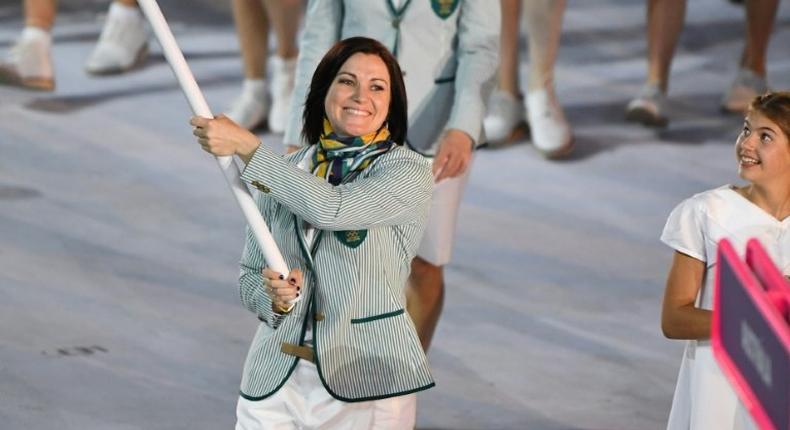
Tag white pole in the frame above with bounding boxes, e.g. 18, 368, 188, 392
136, 0, 291, 281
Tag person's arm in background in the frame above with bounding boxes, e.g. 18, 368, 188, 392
283, 0, 343, 152
432, 0, 500, 181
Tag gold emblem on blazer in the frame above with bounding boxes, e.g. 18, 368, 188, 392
431, 0, 459, 19
335, 229, 367, 248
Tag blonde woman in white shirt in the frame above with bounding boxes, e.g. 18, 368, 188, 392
660, 91, 790, 430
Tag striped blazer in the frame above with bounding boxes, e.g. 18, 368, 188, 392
236, 143, 435, 402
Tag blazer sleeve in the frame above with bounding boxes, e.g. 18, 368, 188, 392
240, 144, 433, 231
282, 0, 343, 147
445, 0, 500, 145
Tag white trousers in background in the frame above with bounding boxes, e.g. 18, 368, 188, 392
235, 360, 416, 430
416, 164, 472, 267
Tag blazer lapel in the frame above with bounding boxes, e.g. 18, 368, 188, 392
293, 216, 313, 270
292, 215, 324, 271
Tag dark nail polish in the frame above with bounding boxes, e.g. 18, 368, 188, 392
279, 274, 284, 280
296, 292, 300, 297
297, 286, 301, 291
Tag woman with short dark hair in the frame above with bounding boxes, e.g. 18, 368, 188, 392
190, 36, 434, 428
283, 0, 500, 354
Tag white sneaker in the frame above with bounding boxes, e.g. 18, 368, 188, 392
526, 88, 573, 159
0, 27, 54, 91
225, 79, 269, 130
625, 83, 668, 127
268, 56, 296, 134
85, 2, 149, 75
721, 68, 767, 113
483, 89, 527, 147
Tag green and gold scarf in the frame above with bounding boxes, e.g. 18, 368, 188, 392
311, 119, 394, 186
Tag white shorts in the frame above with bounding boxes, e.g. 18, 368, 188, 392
235, 360, 416, 430
416, 166, 471, 267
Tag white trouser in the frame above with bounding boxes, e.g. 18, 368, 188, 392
416, 165, 472, 267
235, 360, 416, 430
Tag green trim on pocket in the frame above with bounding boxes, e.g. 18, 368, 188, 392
350, 308, 405, 324
434, 76, 456, 84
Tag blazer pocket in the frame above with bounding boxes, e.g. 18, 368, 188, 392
434, 75, 455, 84
350, 308, 405, 324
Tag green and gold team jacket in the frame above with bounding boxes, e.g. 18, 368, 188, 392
236, 143, 435, 402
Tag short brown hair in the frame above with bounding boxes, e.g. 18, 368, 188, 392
301, 37, 408, 145
749, 91, 790, 141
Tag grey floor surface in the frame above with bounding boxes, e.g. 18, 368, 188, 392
1, 0, 789, 429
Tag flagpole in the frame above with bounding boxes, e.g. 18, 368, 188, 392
136, 0, 291, 282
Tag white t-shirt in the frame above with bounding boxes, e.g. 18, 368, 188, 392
660, 185, 790, 430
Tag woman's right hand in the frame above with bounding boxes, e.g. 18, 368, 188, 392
262, 267, 303, 314
190, 115, 261, 164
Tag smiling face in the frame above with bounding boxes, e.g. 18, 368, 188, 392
735, 110, 790, 186
324, 53, 391, 138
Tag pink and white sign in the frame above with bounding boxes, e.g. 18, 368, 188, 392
712, 238, 790, 430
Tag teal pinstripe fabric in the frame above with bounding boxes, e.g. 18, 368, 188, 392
237, 143, 435, 402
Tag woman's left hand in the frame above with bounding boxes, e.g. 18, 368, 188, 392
190, 115, 261, 164
262, 267, 303, 314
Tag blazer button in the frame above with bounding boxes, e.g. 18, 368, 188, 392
314, 312, 325, 322
250, 180, 271, 193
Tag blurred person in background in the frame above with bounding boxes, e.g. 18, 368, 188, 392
626, 0, 779, 127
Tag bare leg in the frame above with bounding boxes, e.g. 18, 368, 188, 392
523, 0, 565, 92
742, 0, 778, 76
24, 0, 57, 30
497, 0, 521, 96
522, 0, 572, 158
482, 0, 527, 147
719, 0, 776, 112
260, 0, 301, 133
406, 257, 445, 352
645, 0, 686, 92
261, 0, 301, 60
233, 0, 270, 79
225, 0, 277, 129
